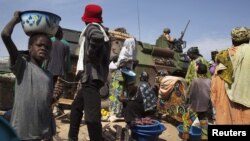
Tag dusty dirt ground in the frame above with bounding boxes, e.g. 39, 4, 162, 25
53, 116, 183, 141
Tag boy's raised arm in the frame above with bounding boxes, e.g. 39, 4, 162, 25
1, 11, 21, 65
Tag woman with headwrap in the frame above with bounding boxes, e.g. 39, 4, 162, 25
211, 27, 250, 125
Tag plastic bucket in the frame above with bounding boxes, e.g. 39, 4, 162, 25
121, 68, 136, 84
177, 124, 185, 139
177, 124, 201, 141
131, 131, 159, 141
189, 126, 202, 141
131, 121, 166, 141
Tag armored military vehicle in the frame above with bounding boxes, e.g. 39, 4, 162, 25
110, 21, 190, 84
62, 23, 190, 98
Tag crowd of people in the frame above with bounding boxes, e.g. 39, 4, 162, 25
1, 3, 250, 141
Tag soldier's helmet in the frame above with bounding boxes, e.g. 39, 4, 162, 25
163, 28, 171, 34
231, 27, 250, 42
140, 71, 149, 81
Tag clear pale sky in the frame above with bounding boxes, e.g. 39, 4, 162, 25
1, 0, 249, 60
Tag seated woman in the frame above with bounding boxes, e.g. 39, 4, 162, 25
122, 71, 157, 125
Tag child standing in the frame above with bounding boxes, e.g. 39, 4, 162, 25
1, 11, 56, 140
188, 63, 211, 140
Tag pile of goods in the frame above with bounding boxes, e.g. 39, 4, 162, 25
101, 108, 110, 121
131, 117, 155, 126
109, 27, 134, 40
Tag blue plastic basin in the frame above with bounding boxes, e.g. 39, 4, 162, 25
134, 123, 166, 135
131, 121, 166, 141
131, 130, 159, 141
177, 124, 201, 141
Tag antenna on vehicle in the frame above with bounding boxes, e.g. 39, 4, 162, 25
137, 0, 141, 41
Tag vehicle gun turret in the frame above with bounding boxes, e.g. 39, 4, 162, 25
174, 20, 190, 52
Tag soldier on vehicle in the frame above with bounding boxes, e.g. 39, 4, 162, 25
164, 28, 176, 43
156, 27, 176, 49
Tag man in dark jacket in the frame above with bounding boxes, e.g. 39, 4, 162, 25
68, 4, 111, 141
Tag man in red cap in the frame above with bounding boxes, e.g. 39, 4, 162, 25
68, 4, 111, 141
